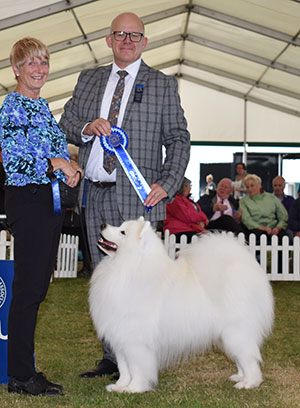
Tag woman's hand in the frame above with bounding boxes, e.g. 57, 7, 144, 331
258, 226, 272, 234
49, 158, 83, 187
70, 159, 84, 181
271, 227, 282, 235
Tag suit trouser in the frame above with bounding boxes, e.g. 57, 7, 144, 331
85, 182, 123, 364
5, 184, 64, 377
85, 181, 157, 365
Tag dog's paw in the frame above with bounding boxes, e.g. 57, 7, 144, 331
123, 382, 153, 393
106, 383, 125, 393
234, 378, 262, 389
229, 374, 243, 383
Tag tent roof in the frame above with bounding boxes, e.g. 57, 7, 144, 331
1, 0, 300, 144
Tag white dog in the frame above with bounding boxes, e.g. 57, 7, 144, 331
89, 217, 274, 393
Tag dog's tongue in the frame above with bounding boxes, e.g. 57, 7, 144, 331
97, 236, 118, 253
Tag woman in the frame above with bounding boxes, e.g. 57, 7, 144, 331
163, 177, 208, 242
239, 174, 288, 240
232, 162, 247, 200
0, 38, 83, 396
205, 174, 216, 195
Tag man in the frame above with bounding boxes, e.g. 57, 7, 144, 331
59, 12, 190, 378
272, 176, 294, 213
198, 178, 245, 235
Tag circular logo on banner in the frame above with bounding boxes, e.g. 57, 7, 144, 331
100, 126, 128, 154
0, 277, 6, 308
108, 133, 121, 147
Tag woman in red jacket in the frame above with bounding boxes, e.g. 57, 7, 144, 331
163, 177, 208, 242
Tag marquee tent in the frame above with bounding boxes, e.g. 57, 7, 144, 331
1, 0, 300, 146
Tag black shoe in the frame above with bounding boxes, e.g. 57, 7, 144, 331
79, 359, 119, 378
77, 267, 92, 278
39, 373, 63, 391
8, 372, 63, 396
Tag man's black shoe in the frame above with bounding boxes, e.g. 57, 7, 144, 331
79, 359, 119, 378
77, 267, 92, 278
8, 372, 63, 396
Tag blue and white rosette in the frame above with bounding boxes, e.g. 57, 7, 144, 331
100, 127, 152, 212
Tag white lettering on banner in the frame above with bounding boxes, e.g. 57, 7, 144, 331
0, 320, 7, 340
0, 277, 6, 308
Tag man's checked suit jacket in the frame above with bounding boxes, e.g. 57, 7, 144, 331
60, 60, 190, 222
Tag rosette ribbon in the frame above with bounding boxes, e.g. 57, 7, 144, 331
100, 127, 152, 212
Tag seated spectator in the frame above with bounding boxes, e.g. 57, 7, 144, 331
198, 178, 245, 235
272, 175, 294, 213
163, 177, 208, 243
205, 174, 216, 195
288, 197, 300, 236
232, 162, 247, 200
240, 174, 288, 241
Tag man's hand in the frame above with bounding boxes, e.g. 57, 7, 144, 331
83, 118, 111, 137
144, 184, 167, 208
213, 202, 228, 212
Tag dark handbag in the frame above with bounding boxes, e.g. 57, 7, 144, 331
59, 180, 80, 208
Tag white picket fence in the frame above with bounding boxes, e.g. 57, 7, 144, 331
54, 234, 79, 278
0, 230, 14, 260
164, 230, 300, 281
2, 228, 300, 280
0, 231, 78, 278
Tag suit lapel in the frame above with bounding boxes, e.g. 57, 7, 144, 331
122, 60, 149, 128
94, 65, 112, 116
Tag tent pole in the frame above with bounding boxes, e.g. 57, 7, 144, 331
243, 99, 248, 165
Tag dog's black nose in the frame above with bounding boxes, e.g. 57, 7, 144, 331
100, 223, 106, 231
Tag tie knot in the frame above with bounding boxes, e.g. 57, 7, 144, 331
117, 70, 128, 79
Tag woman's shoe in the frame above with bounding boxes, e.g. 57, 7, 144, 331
8, 372, 63, 396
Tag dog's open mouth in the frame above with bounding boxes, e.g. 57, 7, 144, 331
97, 234, 118, 253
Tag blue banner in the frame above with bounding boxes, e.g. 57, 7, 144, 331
0, 260, 14, 384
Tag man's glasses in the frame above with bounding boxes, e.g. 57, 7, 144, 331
111, 31, 144, 42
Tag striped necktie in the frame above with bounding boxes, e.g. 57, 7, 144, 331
103, 70, 128, 174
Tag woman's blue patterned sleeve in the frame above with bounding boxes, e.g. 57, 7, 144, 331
0, 93, 69, 186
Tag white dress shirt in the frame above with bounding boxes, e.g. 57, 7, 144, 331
83, 59, 141, 182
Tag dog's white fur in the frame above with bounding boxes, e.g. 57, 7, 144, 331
89, 217, 274, 393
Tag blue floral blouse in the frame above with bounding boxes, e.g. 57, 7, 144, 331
0, 92, 69, 186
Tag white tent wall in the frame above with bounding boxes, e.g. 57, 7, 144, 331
179, 79, 245, 143
179, 79, 300, 145
247, 102, 300, 144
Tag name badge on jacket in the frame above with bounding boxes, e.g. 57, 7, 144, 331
134, 84, 144, 103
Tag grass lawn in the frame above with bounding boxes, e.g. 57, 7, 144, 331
0, 278, 299, 408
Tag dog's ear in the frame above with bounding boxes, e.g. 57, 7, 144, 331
138, 216, 145, 222
139, 220, 151, 240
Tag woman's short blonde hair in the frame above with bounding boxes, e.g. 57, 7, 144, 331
244, 174, 262, 187
10, 37, 49, 69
